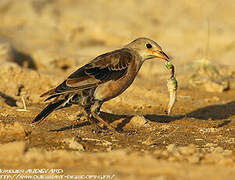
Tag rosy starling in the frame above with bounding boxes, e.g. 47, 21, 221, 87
33, 37, 169, 130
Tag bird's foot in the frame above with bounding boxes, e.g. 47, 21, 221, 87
91, 124, 120, 135
89, 112, 119, 133
91, 126, 109, 134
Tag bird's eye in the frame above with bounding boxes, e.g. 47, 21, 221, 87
146, 43, 152, 49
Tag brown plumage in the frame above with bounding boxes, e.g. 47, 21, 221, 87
33, 37, 169, 131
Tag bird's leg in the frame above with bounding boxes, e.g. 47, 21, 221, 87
90, 101, 116, 131
84, 106, 99, 127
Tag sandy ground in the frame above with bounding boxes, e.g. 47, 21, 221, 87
0, 0, 235, 179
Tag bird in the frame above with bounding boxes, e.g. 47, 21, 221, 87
32, 37, 169, 131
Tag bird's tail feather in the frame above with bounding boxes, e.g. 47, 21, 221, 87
32, 99, 66, 124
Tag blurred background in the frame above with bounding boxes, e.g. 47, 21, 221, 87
0, 0, 235, 66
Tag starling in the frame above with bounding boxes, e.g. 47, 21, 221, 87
33, 37, 169, 130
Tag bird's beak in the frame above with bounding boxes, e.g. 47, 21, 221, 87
152, 50, 169, 61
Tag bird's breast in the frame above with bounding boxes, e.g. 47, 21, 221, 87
94, 59, 142, 101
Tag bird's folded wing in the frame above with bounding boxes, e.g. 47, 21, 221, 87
66, 48, 133, 86
41, 49, 133, 97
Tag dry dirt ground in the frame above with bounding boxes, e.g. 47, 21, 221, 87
0, 0, 235, 180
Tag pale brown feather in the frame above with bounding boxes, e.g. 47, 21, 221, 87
40, 48, 133, 99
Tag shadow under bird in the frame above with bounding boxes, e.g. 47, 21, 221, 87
32, 37, 169, 130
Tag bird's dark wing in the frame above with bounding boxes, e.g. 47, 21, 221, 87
41, 48, 133, 97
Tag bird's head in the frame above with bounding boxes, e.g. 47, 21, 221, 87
125, 37, 169, 61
